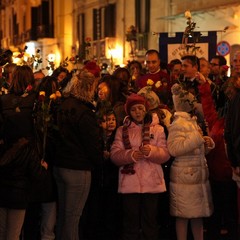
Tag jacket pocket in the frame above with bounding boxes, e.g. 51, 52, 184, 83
171, 166, 202, 184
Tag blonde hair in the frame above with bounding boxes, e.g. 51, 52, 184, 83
62, 69, 97, 102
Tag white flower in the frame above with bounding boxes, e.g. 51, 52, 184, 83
171, 83, 182, 95
184, 10, 192, 19
147, 79, 154, 86
55, 91, 61, 98
49, 93, 57, 100
155, 81, 162, 88
39, 91, 46, 97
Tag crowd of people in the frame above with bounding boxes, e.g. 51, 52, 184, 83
0, 48, 239, 240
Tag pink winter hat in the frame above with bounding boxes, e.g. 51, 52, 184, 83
125, 93, 149, 115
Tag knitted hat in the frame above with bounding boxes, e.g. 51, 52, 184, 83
83, 61, 101, 78
125, 93, 148, 115
138, 86, 160, 110
171, 83, 196, 113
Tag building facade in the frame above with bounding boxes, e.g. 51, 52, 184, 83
0, 0, 239, 71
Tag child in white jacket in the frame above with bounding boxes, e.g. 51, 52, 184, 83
110, 93, 170, 240
167, 83, 214, 240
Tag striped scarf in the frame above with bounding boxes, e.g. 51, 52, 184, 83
121, 117, 150, 174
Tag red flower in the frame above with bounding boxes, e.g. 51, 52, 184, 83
85, 37, 91, 42
17, 53, 24, 58
26, 84, 33, 92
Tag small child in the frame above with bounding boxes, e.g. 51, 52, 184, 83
99, 109, 121, 239
99, 110, 117, 162
110, 93, 170, 240
167, 83, 215, 240
81, 108, 120, 240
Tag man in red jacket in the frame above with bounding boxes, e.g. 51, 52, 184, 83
136, 49, 171, 106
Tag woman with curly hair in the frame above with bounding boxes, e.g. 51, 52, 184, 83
53, 69, 102, 240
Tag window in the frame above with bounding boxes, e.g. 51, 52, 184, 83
135, 0, 150, 51
77, 13, 85, 44
93, 8, 102, 40
104, 4, 116, 37
93, 3, 116, 41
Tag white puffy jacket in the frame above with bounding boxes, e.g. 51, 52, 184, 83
167, 112, 214, 218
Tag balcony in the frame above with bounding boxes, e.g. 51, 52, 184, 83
36, 25, 54, 39
0, 0, 14, 9
13, 34, 22, 46
10, 26, 54, 47
12, 32, 33, 46
25, 29, 38, 41
92, 37, 116, 59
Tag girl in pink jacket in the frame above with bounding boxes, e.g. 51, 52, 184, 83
110, 93, 170, 240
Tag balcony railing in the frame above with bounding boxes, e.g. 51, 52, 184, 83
25, 29, 38, 41
13, 34, 22, 46
9, 25, 54, 47
136, 33, 148, 52
0, 0, 15, 9
36, 24, 54, 39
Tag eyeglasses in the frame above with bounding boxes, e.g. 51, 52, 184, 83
210, 63, 219, 66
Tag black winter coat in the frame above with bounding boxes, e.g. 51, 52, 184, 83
0, 93, 47, 209
225, 91, 240, 167
54, 96, 101, 170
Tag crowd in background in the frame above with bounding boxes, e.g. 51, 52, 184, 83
0, 48, 240, 240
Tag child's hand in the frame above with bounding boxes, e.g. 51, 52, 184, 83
233, 166, 240, 176
133, 150, 145, 161
203, 136, 213, 149
41, 159, 48, 170
203, 136, 215, 154
204, 137, 211, 148
139, 145, 151, 156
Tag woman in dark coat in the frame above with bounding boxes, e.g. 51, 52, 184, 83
198, 77, 238, 240
224, 75, 240, 231
0, 65, 47, 240
53, 69, 102, 240
23, 76, 60, 240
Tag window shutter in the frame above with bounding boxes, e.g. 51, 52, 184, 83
104, 4, 116, 37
